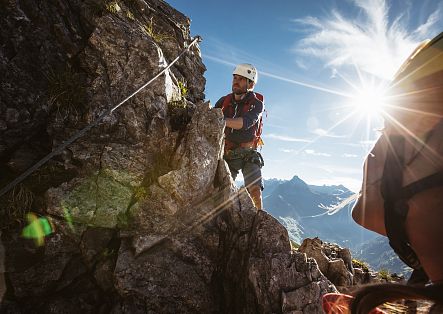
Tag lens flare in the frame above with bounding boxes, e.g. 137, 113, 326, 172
22, 212, 54, 246
350, 85, 388, 116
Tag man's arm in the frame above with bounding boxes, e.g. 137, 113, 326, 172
214, 95, 244, 129
225, 97, 263, 130
241, 99, 263, 130
225, 117, 243, 129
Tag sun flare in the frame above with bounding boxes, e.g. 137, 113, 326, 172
350, 84, 388, 117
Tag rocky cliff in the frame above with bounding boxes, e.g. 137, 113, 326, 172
0, 0, 336, 313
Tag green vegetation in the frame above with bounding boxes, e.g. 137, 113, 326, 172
352, 258, 370, 272
178, 79, 188, 99
106, 1, 121, 13
133, 185, 148, 200
168, 79, 192, 131
167, 99, 187, 110
5, 183, 34, 221
126, 10, 135, 20
168, 79, 188, 109
46, 66, 87, 121
378, 268, 391, 281
143, 16, 173, 43
290, 240, 300, 250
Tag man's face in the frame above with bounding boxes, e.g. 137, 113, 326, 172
232, 74, 249, 95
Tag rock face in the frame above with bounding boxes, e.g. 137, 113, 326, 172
299, 238, 354, 288
299, 237, 401, 293
0, 0, 335, 313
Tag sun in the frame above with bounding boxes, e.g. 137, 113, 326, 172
349, 84, 388, 117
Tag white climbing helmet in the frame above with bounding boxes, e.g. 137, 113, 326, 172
233, 63, 258, 84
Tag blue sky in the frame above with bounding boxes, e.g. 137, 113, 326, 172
166, 0, 443, 192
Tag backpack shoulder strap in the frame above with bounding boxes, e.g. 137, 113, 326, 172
381, 136, 422, 269
402, 171, 443, 199
253, 92, 264, 104
221, 93, 233, 112
247, 92, 265, 148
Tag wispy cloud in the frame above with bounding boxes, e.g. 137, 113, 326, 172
311, 128, 346, 138
359, 139, 378, 146
280, 148, 297, 153
294, 0, 443, 80
203, 54, 236, 68
342, 153, 359, 158
202, 39, 352, 98
340, 140, 377, 148
264, 133, 312, 143
413, 2, 443, 38
304, 149, 331, 157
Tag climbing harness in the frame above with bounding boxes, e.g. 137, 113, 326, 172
0, 35, 202, 198
224, 147, 264, 168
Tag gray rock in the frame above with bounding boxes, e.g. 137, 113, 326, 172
0, 120, 7, 131
299, 237, 330, 275
0, 1, 335, 313
0, 231, 5, 303
5, 108, 19, 124
328, 259, 353, 286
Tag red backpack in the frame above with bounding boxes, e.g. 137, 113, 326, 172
221, 92, 265, 149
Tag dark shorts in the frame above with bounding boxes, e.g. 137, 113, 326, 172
224, 148, 264, 190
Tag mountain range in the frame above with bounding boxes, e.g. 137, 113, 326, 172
260, 176, 411, 275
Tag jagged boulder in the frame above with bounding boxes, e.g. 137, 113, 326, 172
299, 238, 356, 288
299, 237, 402, 293
0, 0, 336, 313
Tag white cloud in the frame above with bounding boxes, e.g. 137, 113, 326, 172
304, 149, 331, 157
295, 59, 308, 70
359, 139, 378, 146
342, 153, 359, 158
264, 133, 312, 143
280, 148, 297, 153
412, 2, 443, 38
294, 0, 443, 80
311, 128, 346, 138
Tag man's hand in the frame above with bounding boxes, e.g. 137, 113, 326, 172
225, 117, 243, 129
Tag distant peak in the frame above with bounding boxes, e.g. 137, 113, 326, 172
289, 175, 309, 187
290, 175, 302, 182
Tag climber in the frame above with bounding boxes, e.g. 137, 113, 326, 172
215, 63, 265, 210
345, 32, 443, 313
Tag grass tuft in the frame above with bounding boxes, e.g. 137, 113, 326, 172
5, 184, 34, 221
352, 258, 370, 272
46, 66, 87, 122
142, 17, 173, 43
378, 268, 392, 281
106, 1, 121, 14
